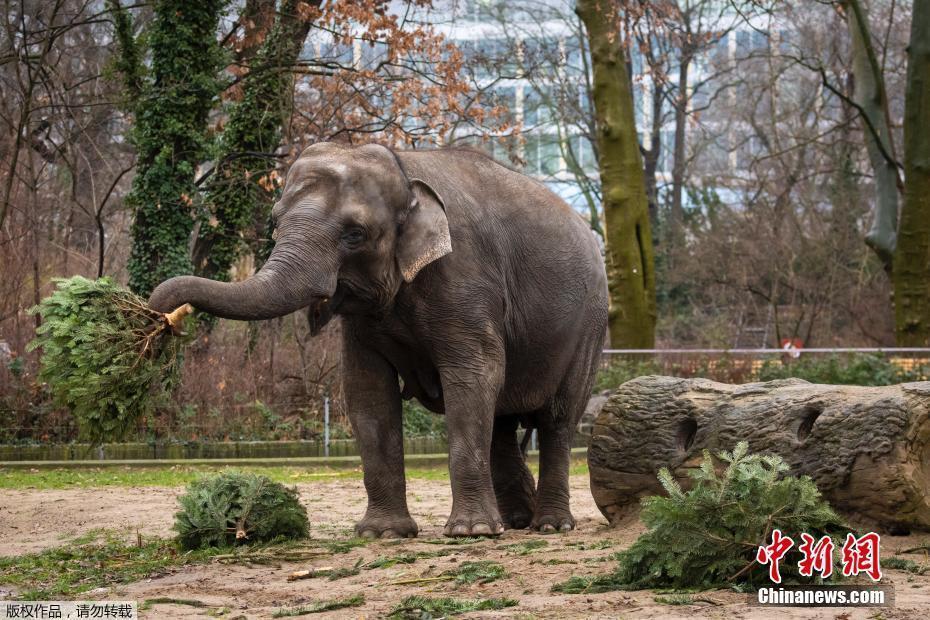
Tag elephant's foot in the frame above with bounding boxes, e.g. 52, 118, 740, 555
443, 507, 505, 537
500, 506, 534, 530
531, 509, 575, 534
355, 512, 419, 539
495, 481, 536, 530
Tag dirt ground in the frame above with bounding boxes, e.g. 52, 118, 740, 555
2, 475, 929, 619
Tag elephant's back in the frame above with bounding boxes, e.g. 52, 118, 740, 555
396, 148, 602, 272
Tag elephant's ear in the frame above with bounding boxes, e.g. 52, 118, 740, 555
396, 178, 452, 283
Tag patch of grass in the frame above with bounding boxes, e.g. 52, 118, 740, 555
447, 561, 505, 585
0, 460, 590, 491
388, 595, 517, 618
551, 573, 627, 594
503, 539, 548, 555
363, 549, 453, 570
0, 466, 358, 490
0, 531, 219, 599
271, 594, 365, 617
567, 539, 614, 550
420, 537, 485, 545
321, 538, 369, 554
301, 560, 362, 580
654, 594, 695, 605
0, 458, 591, 491
568, 461, 589, 477
364, 553, 421, 569
209, 537, 368, 565
884, 557, 929, 575
140, 597, 211, 610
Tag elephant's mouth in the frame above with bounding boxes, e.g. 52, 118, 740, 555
308, 286, 346, 335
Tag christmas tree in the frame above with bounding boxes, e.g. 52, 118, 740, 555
28, 276, 191, 444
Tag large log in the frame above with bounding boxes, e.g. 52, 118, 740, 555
588, 376, 930, 532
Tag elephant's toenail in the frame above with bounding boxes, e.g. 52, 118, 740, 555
540, 523, 556, 533
451, 524, 470, 536
359, 530, 378, 539
381, 529, 399, 539
472, 523, 492, 535
406, 532, 416, 538
494, 523, 505, 534
559, 522, 573, 532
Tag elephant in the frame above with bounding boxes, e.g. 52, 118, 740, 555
149, 142, 609, 538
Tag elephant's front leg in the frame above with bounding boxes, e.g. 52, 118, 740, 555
440, 357, 506, 537
344, 333, 417, 539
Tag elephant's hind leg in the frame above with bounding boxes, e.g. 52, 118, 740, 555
531, 344, 601, 533
491, 415, 536, 529
532, 414, 576, 533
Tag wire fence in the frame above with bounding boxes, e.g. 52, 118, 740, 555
2, 347, 929, 457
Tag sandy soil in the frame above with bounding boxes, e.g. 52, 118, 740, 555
1, 475, 929, 619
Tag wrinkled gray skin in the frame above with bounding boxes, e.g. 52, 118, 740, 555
150, 143, 608, 538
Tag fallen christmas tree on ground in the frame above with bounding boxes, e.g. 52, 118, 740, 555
28, 276, 192, 444
174, 472, 310, 550
555, 442, 849, 593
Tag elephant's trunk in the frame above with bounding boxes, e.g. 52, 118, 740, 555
148, 244, 336, 321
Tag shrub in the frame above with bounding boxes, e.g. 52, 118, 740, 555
27, 276, 189, 443
757, 353, 925, 386
402, 399, 446, 438
174, 472, 309, 550
594, 359, 662, 392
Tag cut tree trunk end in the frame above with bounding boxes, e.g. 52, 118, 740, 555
588, 376, 930, 533
164, 303, 193, 333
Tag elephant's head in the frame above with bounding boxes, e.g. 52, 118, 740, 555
148, 142, 451, 331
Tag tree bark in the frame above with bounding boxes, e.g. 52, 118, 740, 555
588, 376, 930, 532
843, 0, 902, 269
669, 53, 691, 247
893, 0, 930, 345
576, 0, 656, 348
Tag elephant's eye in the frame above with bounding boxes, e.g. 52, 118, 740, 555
341, 227, 367, 248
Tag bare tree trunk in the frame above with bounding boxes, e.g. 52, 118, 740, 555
576, 0, 656, 348
669, 53, 691, 246
641, 80, 664, 228
844, 0, 902, 269
893, 0, 930, 345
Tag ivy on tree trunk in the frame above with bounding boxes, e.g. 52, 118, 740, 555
193, 0, 316, 281
109, 0, 229, 296
893, 0, 930, 345
576, 0, 656, 348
